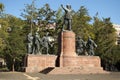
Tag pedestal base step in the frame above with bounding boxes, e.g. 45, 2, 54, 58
45, 67, 108, 74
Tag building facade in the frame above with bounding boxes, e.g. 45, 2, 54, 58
113, 24, 120, 45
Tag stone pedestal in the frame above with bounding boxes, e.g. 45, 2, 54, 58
48, 56, 108, 74
60, 31, 77, 67
24, 54, 57, 72
60, 31, 77, 57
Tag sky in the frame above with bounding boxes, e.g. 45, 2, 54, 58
0, 0, 120, 24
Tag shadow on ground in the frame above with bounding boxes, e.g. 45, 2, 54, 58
39, 67, 54, 74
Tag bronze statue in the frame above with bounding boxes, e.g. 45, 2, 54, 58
76, 36, 86, 55
27, 33, 33, 54
32, 32, 41, 54
86, 36, 97, 56
61, 4, 72, 31
41, 32, 50, 55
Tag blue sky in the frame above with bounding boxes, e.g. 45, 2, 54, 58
0, 0, 120, 24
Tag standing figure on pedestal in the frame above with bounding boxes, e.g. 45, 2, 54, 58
86, 36, 97, 56
61, 4, 72, 31
76, 36, 86, 55
32, 32, 41, 54
41, 32, 50, 55
27, 33, 33, 54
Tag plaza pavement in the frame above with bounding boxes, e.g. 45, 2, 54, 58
0, 72, 120, 80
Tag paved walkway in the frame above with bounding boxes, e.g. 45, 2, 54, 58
0, 72, 120, 80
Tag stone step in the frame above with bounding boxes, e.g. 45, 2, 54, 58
48, 67, 108, 74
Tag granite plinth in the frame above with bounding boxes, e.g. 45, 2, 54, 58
43, 56, 107, 74
48, 66, 107, 74
60, 31, 77, 57
60, 31, 77, 67
24, 54, 57, 72
62, 56, 101, 67
24, 54, 106, 74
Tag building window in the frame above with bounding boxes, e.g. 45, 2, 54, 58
117, 37, 120, 45
117, 41, 120, 44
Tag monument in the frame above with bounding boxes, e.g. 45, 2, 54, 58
76, 36, 86, 55
86, 36, 97, 56
47, 4, 106, 74
24, 4, 107, 74
24, 32, 56, 72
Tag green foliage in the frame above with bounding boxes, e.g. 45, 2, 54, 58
0, 67, 9, 71
72, 6, 94, 40
39, 3, 56, 22
0, 3, 4, 15
21, 0, 38, 34
93, 17, 116, 56
4, 26, 26, 71
93, 15, 118, 70
49, 7, 62, 34
0, 18, 9, 56
0, 14, 26, 71
21, 0, 37, 21
107, 45, 120, 65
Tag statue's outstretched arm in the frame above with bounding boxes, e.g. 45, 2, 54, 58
61, 4, 66, 11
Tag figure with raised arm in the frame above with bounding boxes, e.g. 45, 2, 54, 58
61, 4, 72, 31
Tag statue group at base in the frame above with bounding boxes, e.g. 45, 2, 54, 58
27, 32, 52, 55
76, 36, 86, 55
76, 36, 97, 56
40, 33, 51, 55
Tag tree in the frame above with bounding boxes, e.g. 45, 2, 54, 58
72, 6, 94, 40
21, 2, 56, 34
37, 4, 58, 54
111, 45, 120, 71
0, 18, 9, 57
37, 3, 56, 35
93, 15, 117, 70
1, 14, 26, 71
0, 3, 4, 15
4, 26, 26, 71
93, 16, 116, 55
21, 0, 37, 33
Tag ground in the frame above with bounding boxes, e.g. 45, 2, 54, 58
0, 72, 120, 80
